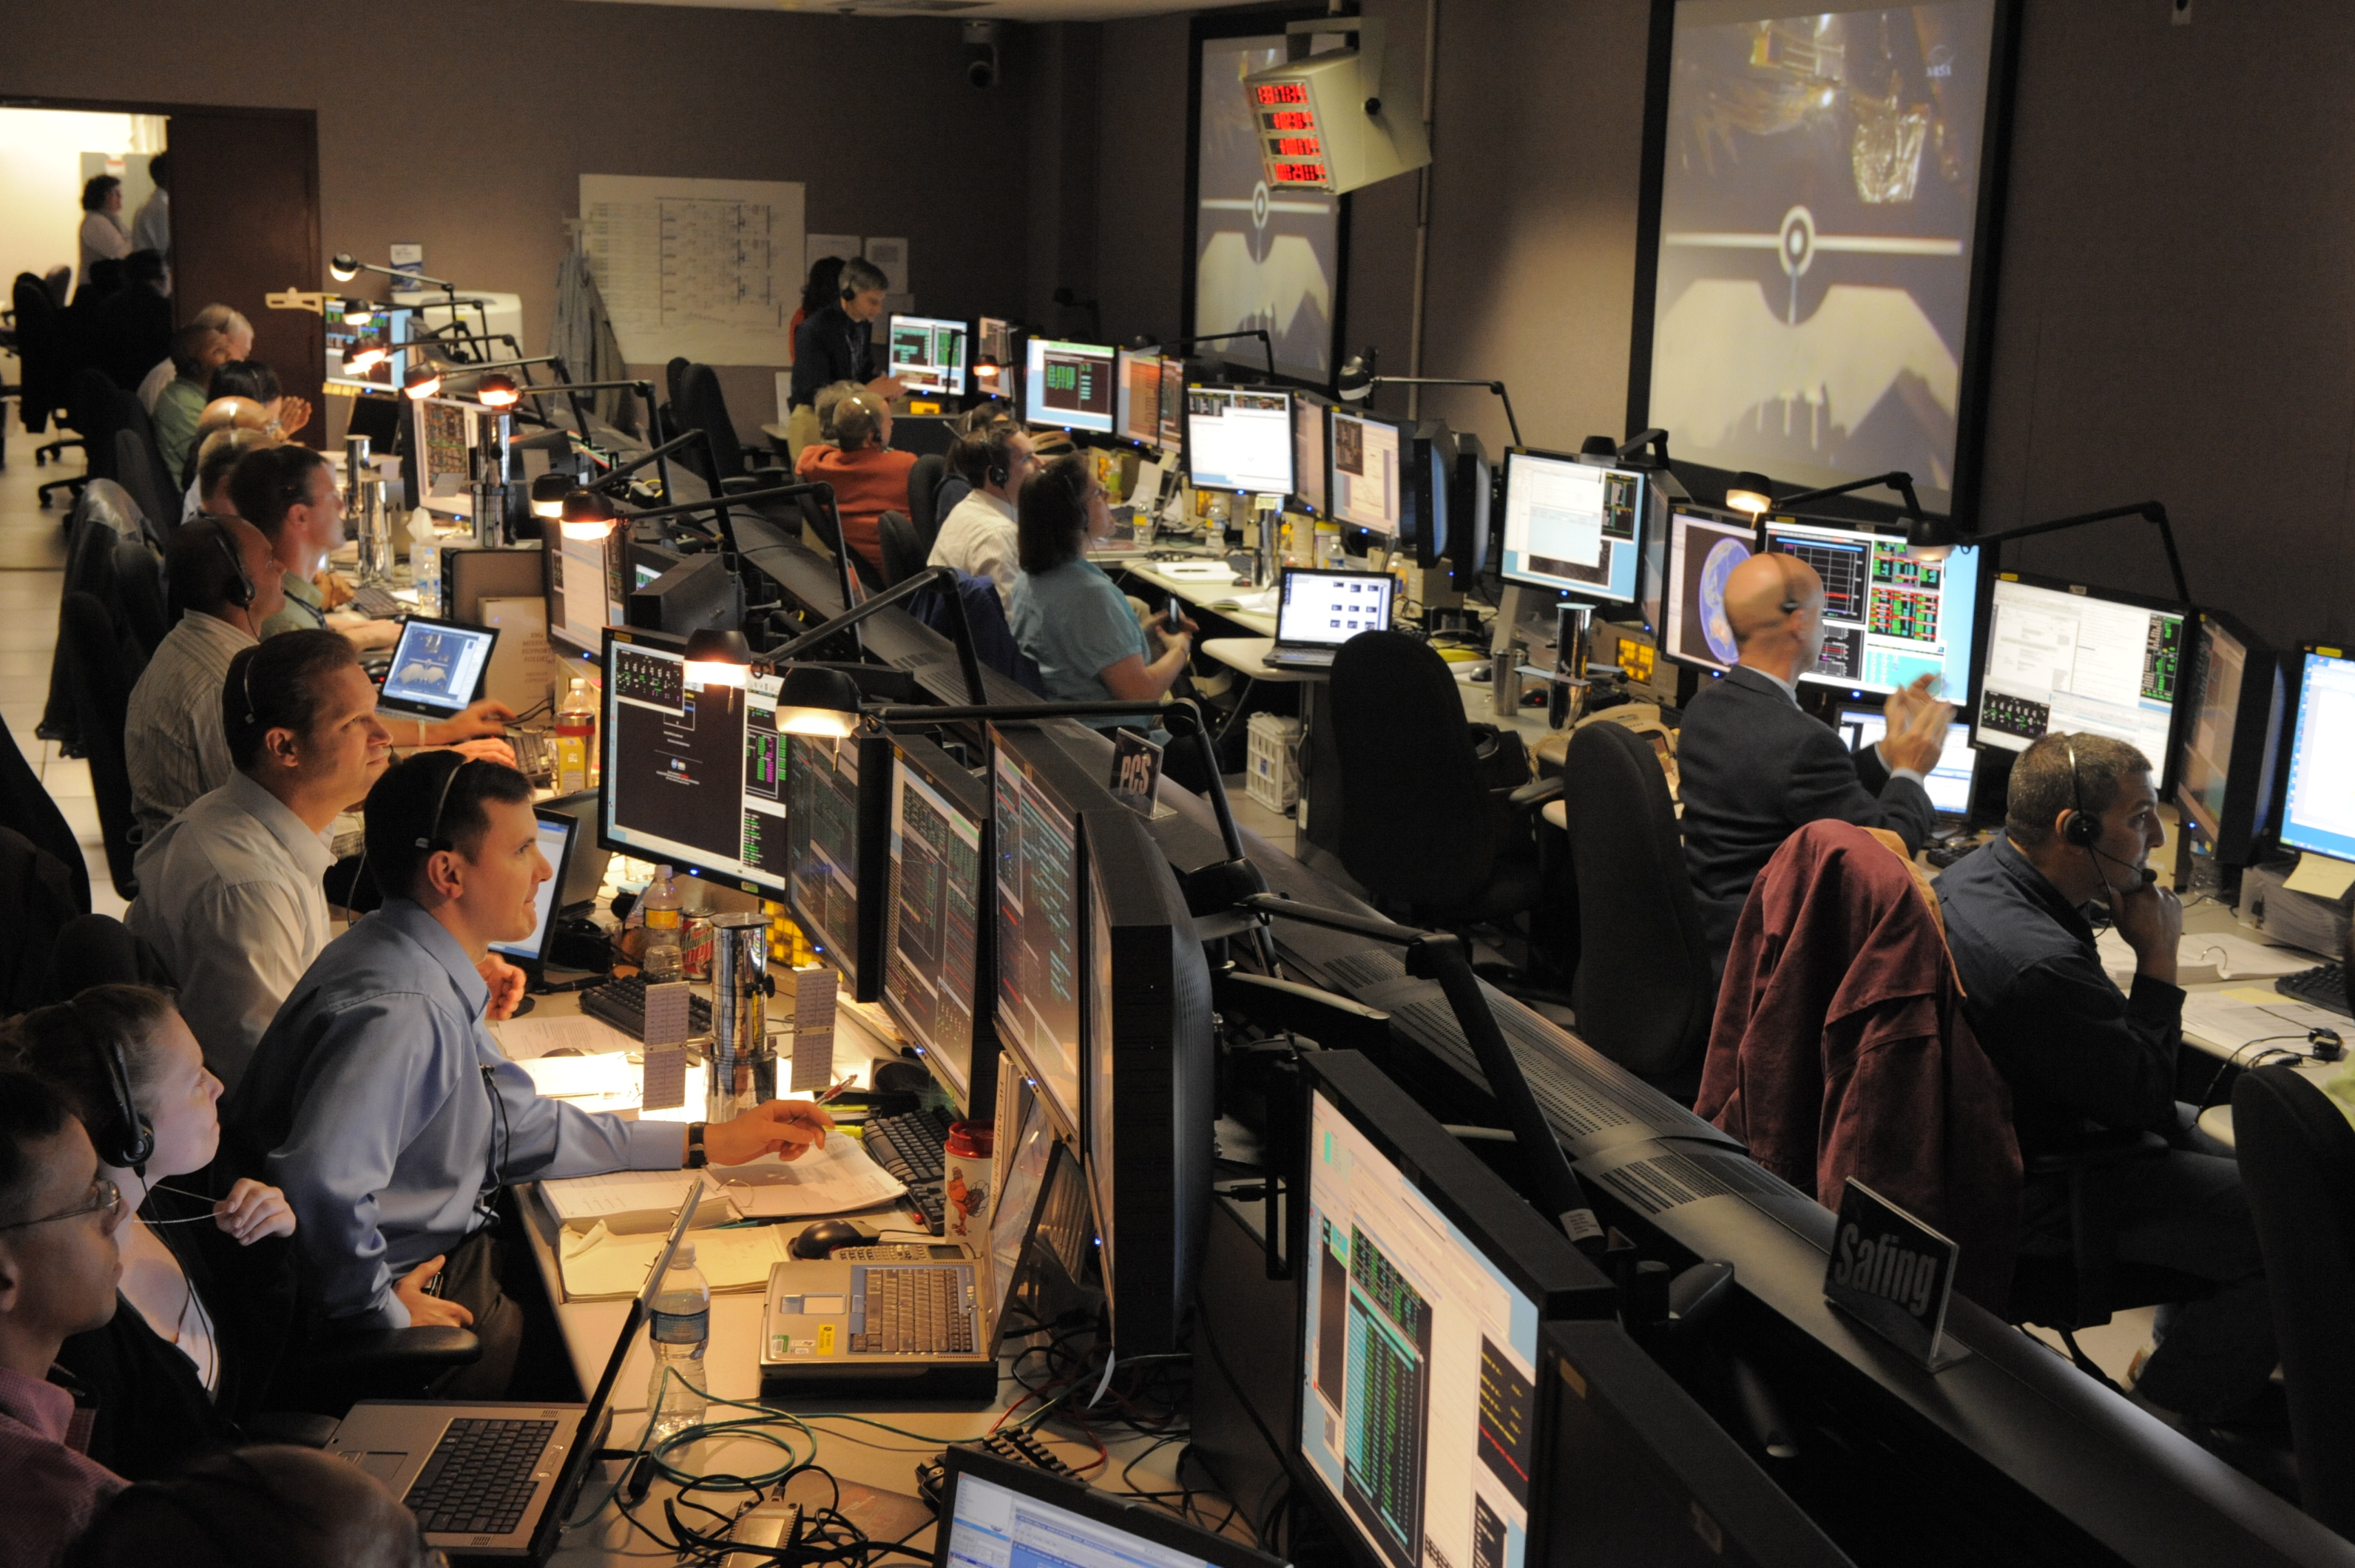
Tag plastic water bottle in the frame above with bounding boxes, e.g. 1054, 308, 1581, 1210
555, 677, 595, 794
641, 866, 683, 982
645, 1241, 709, 1445
407, 507, 441, 615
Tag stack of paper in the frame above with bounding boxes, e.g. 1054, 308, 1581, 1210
2095, 930, 2313, 991
712, 1134, 905, 1218
538, 1169, 724, 1231
2180, 988, 2345, 1054
559, 1220, 799, 1300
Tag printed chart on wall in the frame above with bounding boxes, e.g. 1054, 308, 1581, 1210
580, 175, 806, 365
1642, 1, 2002, 516
1193, 30, 1342, 385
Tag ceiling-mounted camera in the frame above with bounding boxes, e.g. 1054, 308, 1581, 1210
962, 20, 1001, 89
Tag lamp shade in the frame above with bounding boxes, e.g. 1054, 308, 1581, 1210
328, 252, 361, 283
773, 666, 865, 737
342, 298, 375, 326
558, 489, 621, 540
475, 372, 520, 408
530, 473, 573, 520
1724, 472, 1774, 516
683, 629, 752, 689
342, 342, 391, 373
1335, 355, 1374, 403
1904, 513, 1959, 563
402, 362, 443, 400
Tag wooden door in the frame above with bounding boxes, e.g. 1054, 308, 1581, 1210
167, 109, 324, 445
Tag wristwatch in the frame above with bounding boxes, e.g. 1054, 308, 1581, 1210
686, 1123, 709, 1169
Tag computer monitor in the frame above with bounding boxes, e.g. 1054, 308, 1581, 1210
1448, 431, 1493, 581
1081, 804, 1214, 1357
1535, 1322, 1855, 1567
786, 731, 891, 1002
1661, 506, 1759, 673
1329, 405, 1406, 536
1837, 709, 1977, 819
1277, 567, 1396, 651
1298, 1051, 1616, 1568
1762, 518, 1984, 698
441, 546, 545, 629
1499, 449, 1649, 606
1022, 337, 1116, 435
2175, 610, 2286, 865
325, 300, 407, 393
626, 551, 739, 636
1116, 349, 1168, 449
882, 735, 995, 1115
409, 395, 483, 501
978, 317, 1015, 372
2280, 646, 2355, 865
598, 627, 789, 900
933, 1447, 1285, 1568
547, 524, 624, 662
1294, 391, 1331, 516
631, 542, 681, 593
487, 808, 582, 979
989, 726, 1106, 1139
1973, 572, 2189, 787
1405, 421, 1454, 570
376, 616, 498, 724
1185, 385, 1294, 497
887, 314, 968, 399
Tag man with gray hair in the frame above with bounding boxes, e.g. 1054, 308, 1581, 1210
788, 255, 905, 410
138, 302, 251, 413
1938, 731, 2276, 1444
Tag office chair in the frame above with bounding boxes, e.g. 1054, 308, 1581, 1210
57, 590, 146, 902
910, 569, 1045, 696
114, 537, 169, 658
876, 508, 926, 588
800, 492, 886, 593
0, 709, 91, 918
907, 452, 948, 554
49, 913, 175, 998
1558, 720, 1715, 1101
1328, 630, 1559, 930
112, 426, 174, 541
40, 492, 143, 750
670, 362, 788, 490
0, 828, 87, 1016
2232, 1064, 2355, 1531
13, 272, 84, 487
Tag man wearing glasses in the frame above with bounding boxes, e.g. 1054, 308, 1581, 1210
0, 1071, 129, 1567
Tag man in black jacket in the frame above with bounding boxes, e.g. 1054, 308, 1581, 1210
788, 257, 905, 412
1677, 551, 1950, 962
1938, 733, 2274, 1432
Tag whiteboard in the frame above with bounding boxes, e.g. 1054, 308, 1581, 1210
579, 175, 806, 366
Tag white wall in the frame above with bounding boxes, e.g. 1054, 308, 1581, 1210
0, 108, 165, 297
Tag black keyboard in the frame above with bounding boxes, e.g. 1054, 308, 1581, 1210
581, 976, 712, 1040
851, 1265, 973, 1355
2277, 962, 2352, 1018
862, 1106, 952, 1231
349, 584, 408, 620
405, 1416, 557, 1538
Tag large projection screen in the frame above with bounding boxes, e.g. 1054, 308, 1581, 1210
1632, 1, 2016, 521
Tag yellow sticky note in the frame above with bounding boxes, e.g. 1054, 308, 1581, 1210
817, 1323, 836, 1356
2285, 853, 2355, 901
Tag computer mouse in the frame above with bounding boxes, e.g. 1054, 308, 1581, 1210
790, 1219, 877, 1260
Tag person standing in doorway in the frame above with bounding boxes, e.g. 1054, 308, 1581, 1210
78, 175, 131, 291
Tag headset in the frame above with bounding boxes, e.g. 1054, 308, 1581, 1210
415, 753, 474, 854
66, 996, 156, 1176
236, 647, 258, 729
982, 425, 1018, 489
2063, 737, 2158, 888
205, 518, 255, 609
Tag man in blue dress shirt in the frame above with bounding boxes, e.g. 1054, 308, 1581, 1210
229, 753, 832, 1395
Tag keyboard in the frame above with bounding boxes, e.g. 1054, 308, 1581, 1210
851, 1265, 973, 1355
348, 585, 408, 620
580, 976, 713, 1040
405, 1416, 557, 1538
862, 1106, 952, 1231
2277, 962, 2352, 1018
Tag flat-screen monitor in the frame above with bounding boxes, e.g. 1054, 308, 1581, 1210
1973, 573, 2188, 786
882, 736, 994, 1115
1536, 1322, 1856, 1567
1298, 1052, 1616, 1568
1023, 337, 1116, 435
547, 527, 624, 662
1277, 567, 1396, 650
441, 546, 544, 629
1294, 391, 1331, 516
2175, 611, 2286, 865
408, 395, 483, 501
786, 731, 890, 1002
1661, 506, 1760, 672
1838, 709, 1976, 818
1407, 422, 1453, 570
989, 726, 1101, 1138
487, 808, 581, 975
887, 314, 968, 399
1330, 405, 1405, 536
1115, 349, 1169, 448
1184, 385, 1294, 496
1448, 431, 1493, 581
325, 300, 408, 393
598, 628, 789, 900
1081, 805, 1214, 1358
626, 551, 738, 636
1499, 450, 1649, 606
936, 1447, 1285, 1568
2281, 647, 2355, 865
1763, 518, 1983, 697
376, 616, 497, 723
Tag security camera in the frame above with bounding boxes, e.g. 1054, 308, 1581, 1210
962, 20, 1001, 89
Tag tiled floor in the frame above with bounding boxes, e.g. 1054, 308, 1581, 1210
0, 443, 127, 921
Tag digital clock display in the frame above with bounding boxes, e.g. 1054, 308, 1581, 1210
1271, 136, 1322, 158
1254, 82, 1310, 106
1265, 110, 1315, 131
1270, 161, 1328, 186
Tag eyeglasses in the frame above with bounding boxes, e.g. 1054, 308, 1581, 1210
0, 1177, 124, 1234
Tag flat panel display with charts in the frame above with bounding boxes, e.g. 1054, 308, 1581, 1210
883, 740, 990, 1108
1499, 450, 1648, 606
1763, 518, 1982, 697
1023, 338, 1116, 435
1972, 575, 2186, 785
990, 729, 1087, 1132
1185, 385, 1294, 496
599, 629, 788, 897
888, 314, 967, 398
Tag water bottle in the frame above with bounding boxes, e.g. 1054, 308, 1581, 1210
555, 677, 596, 794
641, 866, 683, 983
645, 1241, 709, 1445
407, 507, 441, 615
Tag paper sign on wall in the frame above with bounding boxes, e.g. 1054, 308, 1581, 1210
580, 174, 807, 365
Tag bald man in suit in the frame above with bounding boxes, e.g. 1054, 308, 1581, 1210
1677, 551, 1955, 967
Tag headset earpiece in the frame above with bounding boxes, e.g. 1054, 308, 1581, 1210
209, 519, 255, 609
69, 999, 155, 1175
2064, 737, 2101, 845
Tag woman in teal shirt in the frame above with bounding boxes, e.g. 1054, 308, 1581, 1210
1007, 454, 1197, 729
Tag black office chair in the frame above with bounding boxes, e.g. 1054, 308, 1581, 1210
907, 452, 948, 555
1328, 631, 1559, 930
13, 271, 85, 502
0, 709, 90, 919
49, 913, 176, 998
800, 492, 886, 593
114, 538, 168, 658
65, 368, 128, 486
876, 508, 926, 589
2232, 1064, 2355, 1531
671, 362, 787, 490
1558, 720, 1715, 1101
112, 427, 174, 540
0, 828, 87, 1016
58, 590, 146, 902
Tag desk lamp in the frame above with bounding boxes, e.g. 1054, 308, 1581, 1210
1138, 330, 1277, 383
1337, 354, 1524, 447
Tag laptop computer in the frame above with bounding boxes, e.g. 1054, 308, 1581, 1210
1263, 567, 1397, 670
326, 1187, 701, 1560
1839, 706, 1979, 825
934, 1444, 1288, 1568
377, 614, 499, 726
759, 1093, 1065, 1402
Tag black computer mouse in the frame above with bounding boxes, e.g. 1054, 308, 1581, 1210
790, 1219, 877, 1260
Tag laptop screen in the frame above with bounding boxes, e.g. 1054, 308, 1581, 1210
939, 1450, 1285, 1568
1277, 570, 1395, 648
1839, 709, 1978, 817
379, 616, 497, 720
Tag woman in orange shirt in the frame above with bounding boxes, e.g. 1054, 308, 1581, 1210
796, 388, 916, 577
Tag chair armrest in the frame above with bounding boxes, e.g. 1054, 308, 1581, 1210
307, 1325, 482, 1375
2021, 1128, 2169, 1177
1506, 776, 1564, 810
719, 475, 766, 496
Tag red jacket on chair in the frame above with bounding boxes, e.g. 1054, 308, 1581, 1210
1695, 820, 2022, 1308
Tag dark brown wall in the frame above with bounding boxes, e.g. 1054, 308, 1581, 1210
1094, 0, 2351, 652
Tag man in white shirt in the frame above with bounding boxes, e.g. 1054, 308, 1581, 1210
926, 424, 1033, 606
125, 516, 288, 839
126, 629, 391, 1091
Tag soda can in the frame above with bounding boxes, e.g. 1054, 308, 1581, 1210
680, 913, 715, 981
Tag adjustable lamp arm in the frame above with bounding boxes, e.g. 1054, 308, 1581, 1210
1772, 469, 1924, 517
1364, 376, 1523, 447
1146, 331, 1277, 382
766, 563, 987, 705
1971, 501, 2189, 605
